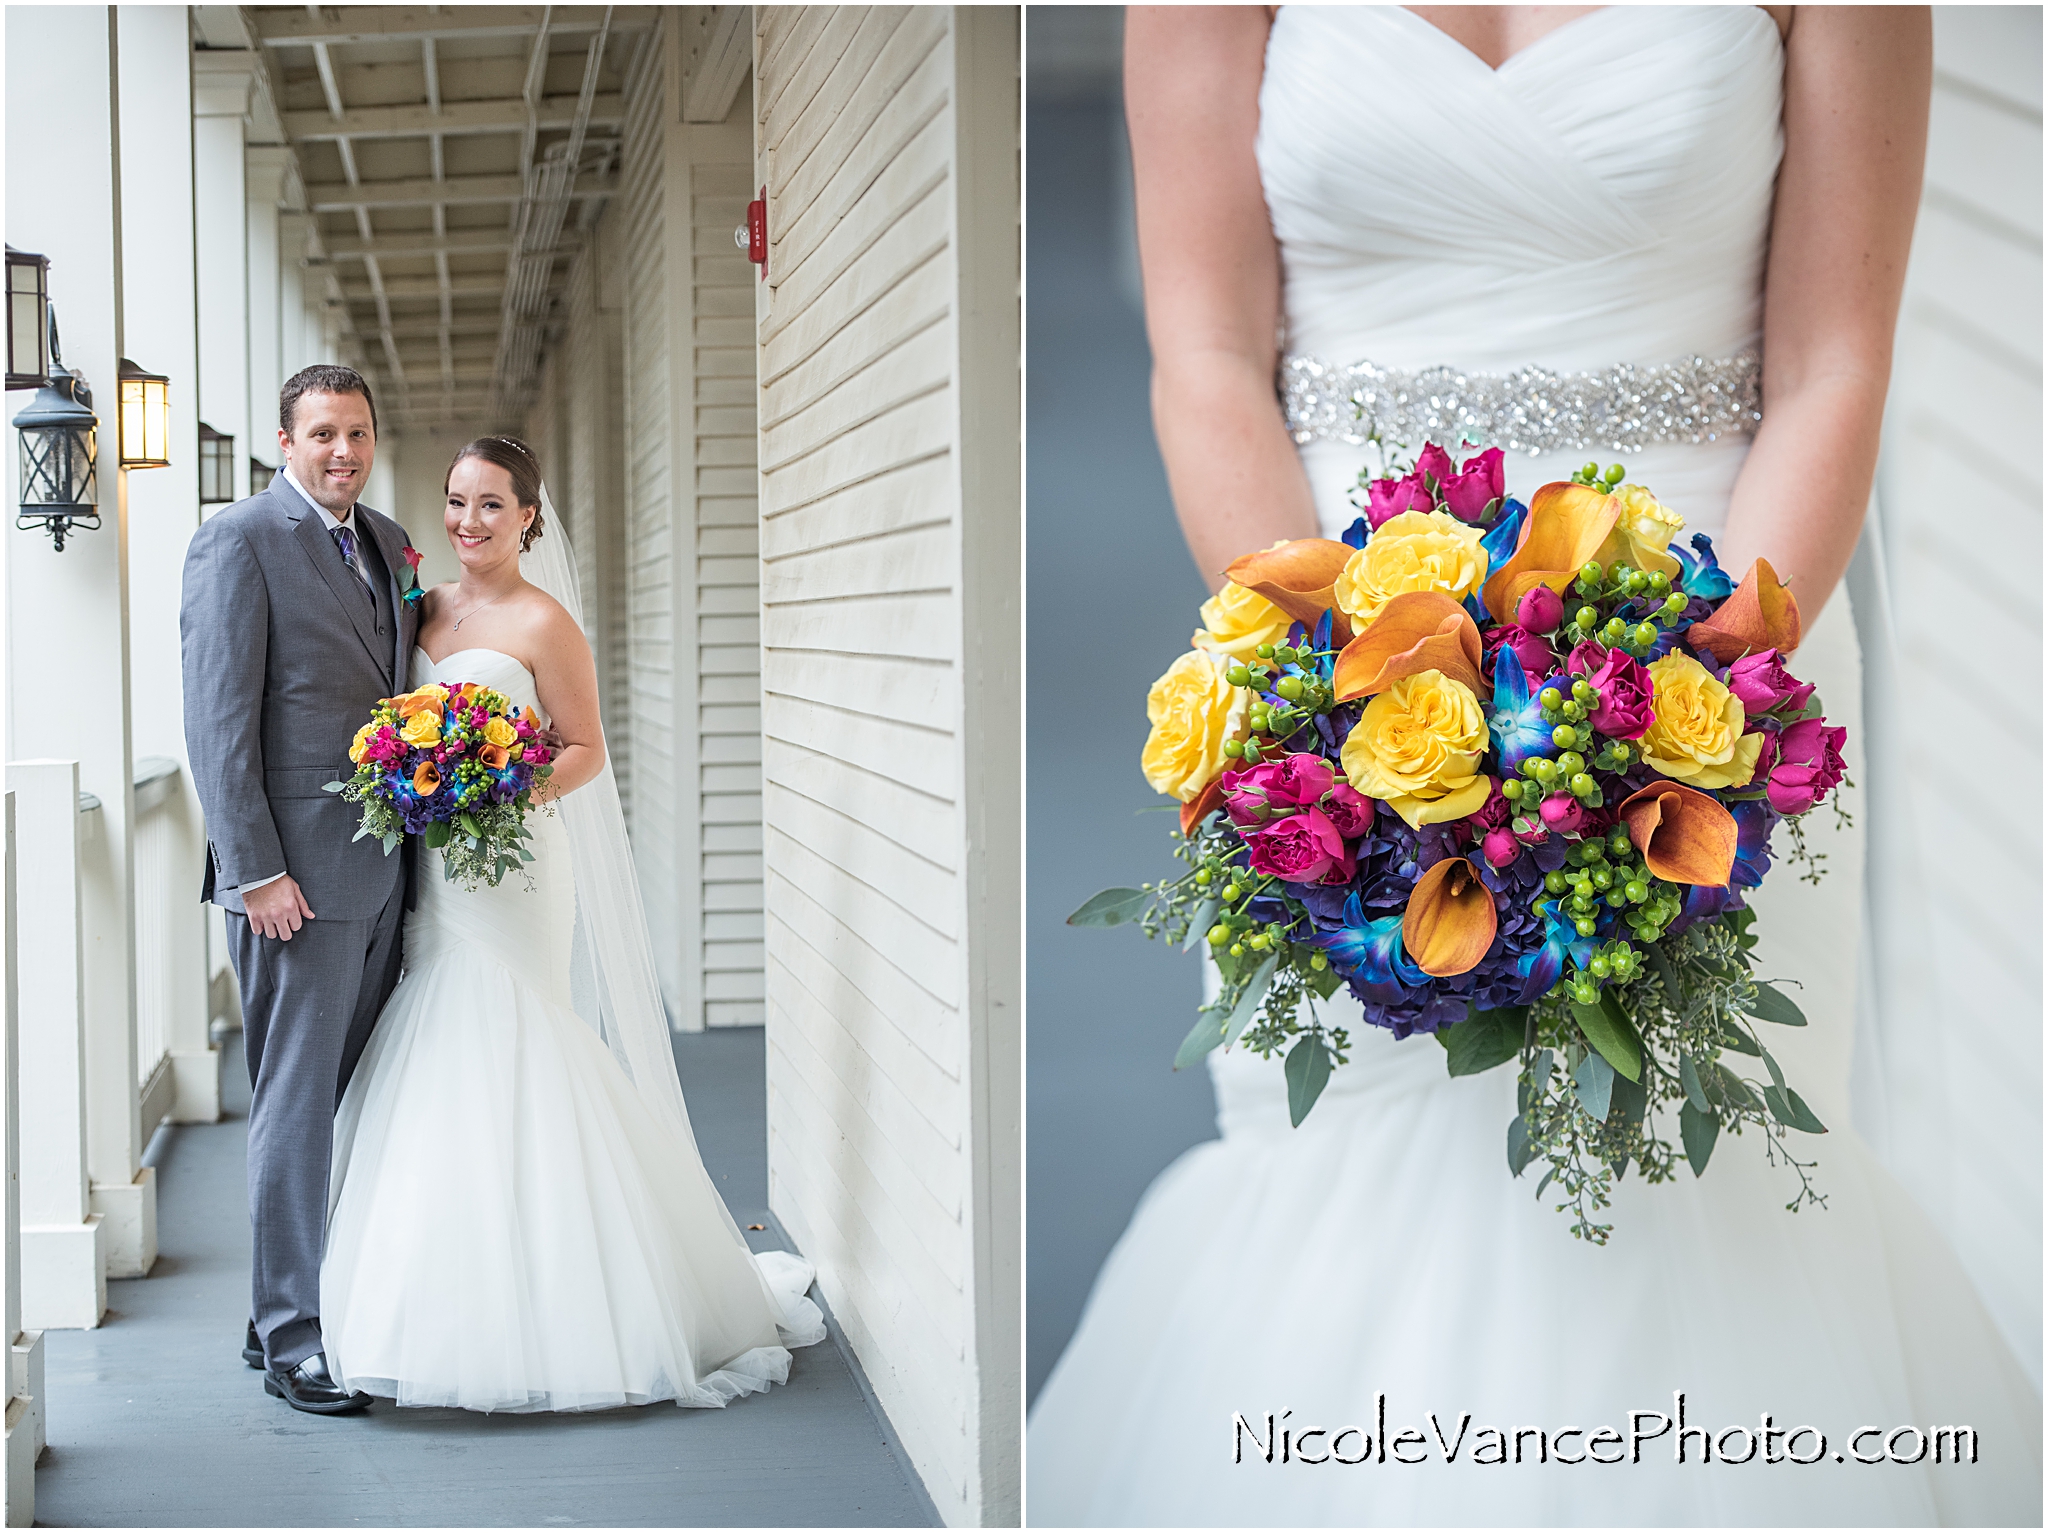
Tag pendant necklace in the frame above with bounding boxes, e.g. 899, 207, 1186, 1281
452, 589, 509, 632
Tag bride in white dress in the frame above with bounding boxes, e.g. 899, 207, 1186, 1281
1028, 7, 2039, 1524
319, 436, 824, 1412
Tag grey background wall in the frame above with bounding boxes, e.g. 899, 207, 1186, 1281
1024, 6, 1219, 1406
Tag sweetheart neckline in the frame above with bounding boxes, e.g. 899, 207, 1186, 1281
1392, 3, 1614, 75
414, 644, 534, 679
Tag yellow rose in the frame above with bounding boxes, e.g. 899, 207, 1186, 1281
1339, 668, 1492, 828
1141, 649, 1248, 803
348, 721, 377, 765
1596, 484, 1685, 580
1639, 653, 1762, 789
400, 709, 442, 749
1193, 578, 1291, 662
482, 715, 517, 748
1333, 510, 1489, 627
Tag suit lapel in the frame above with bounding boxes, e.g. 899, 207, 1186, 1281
358, 507, 417, 689
282, 488, 389, 676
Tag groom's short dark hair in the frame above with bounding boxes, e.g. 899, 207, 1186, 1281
280, 364, 378, 439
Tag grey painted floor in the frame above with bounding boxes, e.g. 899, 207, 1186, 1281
34, 1028, 937, 1529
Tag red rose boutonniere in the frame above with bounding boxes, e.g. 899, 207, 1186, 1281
399, 544, 425, 608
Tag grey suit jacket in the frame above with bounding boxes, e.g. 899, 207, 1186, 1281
179, 481, 420, 919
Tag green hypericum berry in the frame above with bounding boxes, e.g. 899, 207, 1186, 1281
1221, 883, 1241, 902
1572, 679, 1595, 703
1625, 880, 1648, 903
1208, 924, 1230, 946
1539, 686, 1563, 710
1275, 676, 1303, 701
1557, 751, 1584, 776
1633, 622, 1658, 647
1226, 664, 1251, 687
1604, 463, 1625, 484
1229, 943, 1245, 957
1589, 955, 1611, 979
1575, 606, 1599, 629
1223, 739, 1244, 759
1663, 593, 1687, 617
1309, 952, 1328, 971
1575, 917, 1599, 938
1544, 871, 1568, 894
1552, 724, 1578, 749
1194, 868, 1212, 885
1256, 643, 1275, 659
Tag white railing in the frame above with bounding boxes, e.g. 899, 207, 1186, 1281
5, 788, 46, 1525
130, 757, 181, 1141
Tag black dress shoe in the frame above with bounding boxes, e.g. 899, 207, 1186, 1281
242, 1321, 263, 1370
264, 1352, 371, 1415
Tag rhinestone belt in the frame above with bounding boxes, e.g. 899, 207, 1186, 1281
1279, 349, 1763, 454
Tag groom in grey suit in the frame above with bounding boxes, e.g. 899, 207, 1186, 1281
180, 364, 418, 1414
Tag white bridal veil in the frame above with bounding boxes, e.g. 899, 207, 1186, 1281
518, 489, 701, 1143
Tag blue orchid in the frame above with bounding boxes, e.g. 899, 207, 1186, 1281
1313, 891, 1428, 1004
1672, 532, 1735, 600
1478, 495, 1529, 574
1730, 797, 1774, 887
1340, 514, 1370, 551
1514, 898, 1598, 1004
1486, 643, 1554, 775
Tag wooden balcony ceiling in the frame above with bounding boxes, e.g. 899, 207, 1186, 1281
252, 6, 654, 429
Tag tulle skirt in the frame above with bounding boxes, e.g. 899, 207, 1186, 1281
321, 813, 824, 1414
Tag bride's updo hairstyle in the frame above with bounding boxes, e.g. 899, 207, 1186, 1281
447, 435, 547, 551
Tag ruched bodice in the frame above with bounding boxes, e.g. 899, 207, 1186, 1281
1260, 5, 1786, 532
1258, 5, 1784, 372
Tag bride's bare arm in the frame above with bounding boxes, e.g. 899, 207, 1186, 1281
524, 601, 606, 800
1126, 6, 1319, 592
1718, 6, 1931, 617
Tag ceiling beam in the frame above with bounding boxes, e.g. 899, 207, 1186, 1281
336, 275, 512, 301
683, 6, 749, 124
254, 6, 655, 48
284, 94, 625, 142
305, 173, 617, 211
318, 231, 528, 261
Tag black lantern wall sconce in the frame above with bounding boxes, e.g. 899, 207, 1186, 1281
13, 307, 100, 551
199, 422, 234, 504
6, 248, 50, 391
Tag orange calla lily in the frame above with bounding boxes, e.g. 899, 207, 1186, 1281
1224, 539, 1356, 644
1480, 481, 1620, 625
395, 691, 442, 720
1331, 591, 1488, 703
479, 742, 511, 770
1617, 781, 1738, 886
1402, 855, 1499, 977
1686, 556, 1802, 664
1179, 773, 1227, 837
412, 760, 442, 796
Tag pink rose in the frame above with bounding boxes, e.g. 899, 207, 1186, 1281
1222, 754, 1335, 825
1322, 783, 1375, 839
1364, 443, 1503, 528
1487, 624, 1555, 684
1766, 717, 1847, 815
1469, 776, 1510, 831
1538, 793, 1585, 836
1725, 649, 1815, 715
1481, 826, 1521, 868
1243, 807, 1354, 885
1748, 724, 1780, 784
1565, 639, 1654, 740
1516, 584, 1564, 635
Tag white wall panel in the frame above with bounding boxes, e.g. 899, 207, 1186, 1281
755, 8, 1018, 1525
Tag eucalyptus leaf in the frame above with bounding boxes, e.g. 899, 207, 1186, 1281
1573, 1050, 1615, 1121
1679, 1053, 1711, 1112
1442, 1006, 1524, 1078
1507, 1113, 1534, 1177
1285, 1034, 1333, 1127
1716, 1064, 1759, 1112
1307, 962, 1344, 1000
1718, 1021, 1761, 1057
459, 811, 483, 838
1680, 1099, 1719, 1176
1646, 943, 1679, 996
1531, 1048, 1553, 1099
1764, 1085, 1827, 1134
1173, 1007, 1227, 1071
1759, 1043, 1786, 1091
1222, 954, 1281, 1048
1572, 993, 1642, 1082
1607, 1068, 1648, 1128
1180, 898, 1220, 953
1066, 886, 1151, 929
1534, 1165, 1556, 1199
380, 832, 400, 855
322, 780, 348, 794
351, 822, 372, 843
1746, 981, 1806, 1027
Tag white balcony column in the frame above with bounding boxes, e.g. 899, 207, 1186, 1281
193, 50, 255, 505
278, 211, 313, 381
246, 146, 291, 478
4, 5, 152, 1285
118, 5, 218, 1133
4, 793, 47, 1526
4, 766, 107, 1332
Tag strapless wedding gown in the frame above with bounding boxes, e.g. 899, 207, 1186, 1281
1027, 8, 2040, 1524
319, 646, 825, 1413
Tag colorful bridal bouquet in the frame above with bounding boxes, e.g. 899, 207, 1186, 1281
1074, 442, 1849, 1240
325, 681, 556, 889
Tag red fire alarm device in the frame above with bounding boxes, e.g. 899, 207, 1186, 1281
742, 189, 767, 278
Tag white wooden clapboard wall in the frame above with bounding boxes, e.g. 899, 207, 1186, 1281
1864, 5, 2041, 1387
753, 6, 1019, 1526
